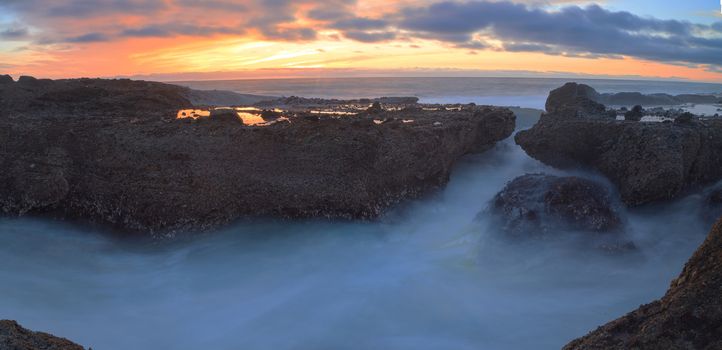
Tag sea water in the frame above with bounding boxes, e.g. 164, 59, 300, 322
176, 77, 722, 109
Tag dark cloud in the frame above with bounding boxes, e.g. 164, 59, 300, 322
1, 0, 721, 69
0, 25, 29, 40
120, 24, 244, 38
65, 32, 111, 43
343, 31, 396, 42
395, 1, 722, 66
2, 0, 168, 18
332, 17, 388, 30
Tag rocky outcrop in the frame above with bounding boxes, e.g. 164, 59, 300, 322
0, 78, 515, 234
0, 74, 13, 84
545, 82, 607, 118
0, 320, 84, 350
515, 83, 722, 206
624, 105, 644, 121
489, 174, 622, 237
564, 216, 722, 350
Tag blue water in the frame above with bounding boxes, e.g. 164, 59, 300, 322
177, 77, 722, 109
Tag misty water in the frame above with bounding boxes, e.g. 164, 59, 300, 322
0, 109, 712, 349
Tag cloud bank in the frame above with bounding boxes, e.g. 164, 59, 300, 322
1, 0, 721, 69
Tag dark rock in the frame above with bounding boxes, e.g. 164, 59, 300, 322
0, 320, 84, 350
489, 174, 623, 237
209, 108, 240, 122
545, 82, 606, 117
624, 105, 644, 121
376, 97, 419, 104
0, 74, 13, 84
260, 109, 282, 119
674, 112, 695, 124
17, 76, 38, 84
516, 83, 722, 206
0, 78, 515, 234
366, 101, 383, 114
564, 216, 722, 350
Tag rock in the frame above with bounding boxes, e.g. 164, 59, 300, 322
564, 216, 722, 350
489, 174, 623, 237
17, 75, 38, 84
674, 112, 695, 124
376, 97, 419, 104
209, 108, 240, 122
0, 320, 84, 350
366, 101, 383, 114
0, 74, 13, 84
0, 78, 515, 234
516, 83, 722, 206
624, 105, 643, 121
545, 82, 606, 117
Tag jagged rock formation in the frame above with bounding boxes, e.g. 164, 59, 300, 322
488, 174, 623, 237
0, 77, 515, 234
515, 83, 722, 206
0, 320, 84, 350
564, 216, 722, 350
545, 82, 607, 117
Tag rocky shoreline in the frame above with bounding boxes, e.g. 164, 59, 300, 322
3, 77, 722, 349
516, 83, 722, 206
564, 216, 722, 350
0, 76, 514, 234
513, 82, 722, 349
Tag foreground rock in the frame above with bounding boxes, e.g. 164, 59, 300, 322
0, 320, 83, 350
564, 216, 722, 350
0, 77, 515, 234
516, 83, 722, 206
489, 174, 623, 237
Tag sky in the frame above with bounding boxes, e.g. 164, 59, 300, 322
0, 0, 721, 82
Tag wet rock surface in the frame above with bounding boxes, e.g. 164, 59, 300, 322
489, 174, 623, 237
0, 77, 515, 234
564, 216, 722, 350
515, 83, 722, 206
0, 320, 84, 350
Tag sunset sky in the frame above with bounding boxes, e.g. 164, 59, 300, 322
1, 0, 721, 81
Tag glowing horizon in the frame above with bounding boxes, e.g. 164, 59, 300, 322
1, 0, 721, 82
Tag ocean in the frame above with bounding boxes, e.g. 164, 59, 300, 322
176, 77, 722, 109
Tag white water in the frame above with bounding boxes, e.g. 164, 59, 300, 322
0, 110, 711, 349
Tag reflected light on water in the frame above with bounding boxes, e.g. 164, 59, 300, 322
177, 109, 210, 119
176, 108, 287, 126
